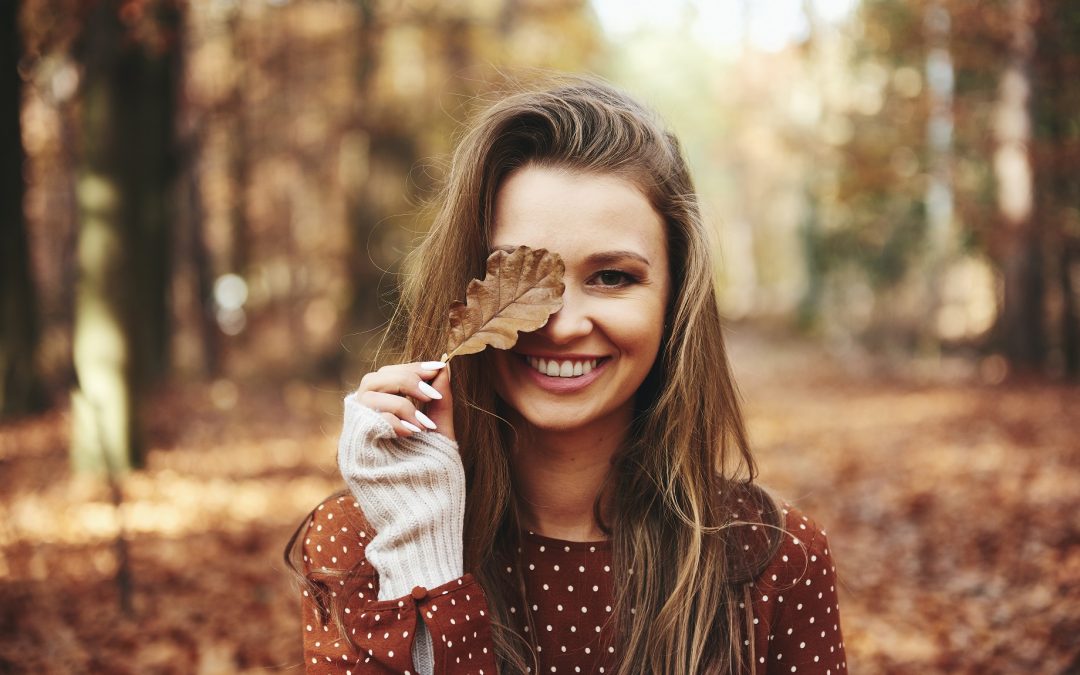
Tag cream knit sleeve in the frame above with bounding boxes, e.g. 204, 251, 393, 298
337, 392, 465, 599
337, 392, 465, 675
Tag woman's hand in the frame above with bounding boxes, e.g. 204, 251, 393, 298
340, 359, 465, 605
355, 361, 455, 442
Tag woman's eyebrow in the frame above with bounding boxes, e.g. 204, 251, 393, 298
491, 245, 650, 267
584, 250, 650, 267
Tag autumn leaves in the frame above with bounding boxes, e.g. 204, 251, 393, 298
444, 246, 565, 361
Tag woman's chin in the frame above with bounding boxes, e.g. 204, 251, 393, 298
508, 398, 629, 436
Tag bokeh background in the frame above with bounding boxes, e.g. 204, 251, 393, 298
1, 0, 1078, 673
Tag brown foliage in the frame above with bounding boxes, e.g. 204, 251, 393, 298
0, 327, 1078, 673
446, 246, 565, 361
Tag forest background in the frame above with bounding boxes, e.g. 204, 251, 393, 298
1, 0, 1077, 673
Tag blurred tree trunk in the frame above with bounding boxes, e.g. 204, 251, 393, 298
992, 0, 1044, 372
226, 6, 251, 278
796, 0, 826, 331
342, 1, 420, 361
176, 102, 220, 377
921, 0, 956, 352
71, 1, 181, 472
1, 0, 45, 418
1033, 1, 1080, 377
132, 8, 181, 385
343, 0, 383, 353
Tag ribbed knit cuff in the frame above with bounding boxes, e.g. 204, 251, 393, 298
411, 622, 434, 675
338, 393, 465, 601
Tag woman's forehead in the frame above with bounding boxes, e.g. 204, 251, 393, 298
489, 166, 667, 263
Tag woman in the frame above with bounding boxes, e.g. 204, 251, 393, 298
286, 77, 846, 674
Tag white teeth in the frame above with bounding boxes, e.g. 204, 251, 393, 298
525, 357, 600, 378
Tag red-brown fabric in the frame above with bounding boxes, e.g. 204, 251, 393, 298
300, 495, 846, 674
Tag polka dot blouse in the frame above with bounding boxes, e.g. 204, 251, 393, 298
300, 495, 846, 674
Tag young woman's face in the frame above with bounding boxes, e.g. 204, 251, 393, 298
489, 165, 671, 435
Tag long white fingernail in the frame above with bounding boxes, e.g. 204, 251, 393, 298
401, 420, 423, 433
415, 410, 438, 430
418, 381, 443, 399
420, 361, 446, 371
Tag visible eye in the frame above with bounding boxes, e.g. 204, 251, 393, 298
591, 269, 638, 288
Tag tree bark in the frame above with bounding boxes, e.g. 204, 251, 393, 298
1033, 0, 1080, 377
183, 130, 221, 377
225, 7, 251, 278
992, 0, 1044, 371
1, 0, 45, 419
342, 1, 420, 362
921, 0, 956, 352
71, 1, 181, 472
127, 6, 180, 385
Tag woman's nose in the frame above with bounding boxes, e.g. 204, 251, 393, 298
538, 290, 592, 344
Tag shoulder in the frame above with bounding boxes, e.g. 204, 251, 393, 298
300, 491, 377, 581
750, 501, 841, 627
763, 503, 836, 589
749, 504, 846, 669
721, 486, 836, 584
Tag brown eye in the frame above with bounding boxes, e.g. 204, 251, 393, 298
594, 270, 634, 287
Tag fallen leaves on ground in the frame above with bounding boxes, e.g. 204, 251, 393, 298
0, 326, 1077, 674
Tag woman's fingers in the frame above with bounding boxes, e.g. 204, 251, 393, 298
379, 412, 421, 437
358, 362, 447, 402
355, 361, 454, 440
419, 365, 455, 442
362, 391, 434, 438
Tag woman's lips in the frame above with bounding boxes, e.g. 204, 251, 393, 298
517, 354, 609, 393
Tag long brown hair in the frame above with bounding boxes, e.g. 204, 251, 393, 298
286, 75, 781, 673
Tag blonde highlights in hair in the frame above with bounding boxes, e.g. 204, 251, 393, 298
287, 75, 781, 674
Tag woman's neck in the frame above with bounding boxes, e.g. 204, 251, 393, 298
510, 407, 630, 542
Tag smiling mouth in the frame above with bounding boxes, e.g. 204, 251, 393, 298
524, 356, 603, 378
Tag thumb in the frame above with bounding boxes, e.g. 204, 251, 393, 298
419, 363, 455, 442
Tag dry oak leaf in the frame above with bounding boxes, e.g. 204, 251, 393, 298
445, 246, 565, 360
